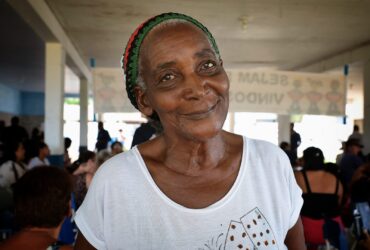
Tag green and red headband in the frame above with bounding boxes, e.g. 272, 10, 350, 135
122, 12, 220, 111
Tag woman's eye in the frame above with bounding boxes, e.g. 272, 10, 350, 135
160, 73, 175, 82
201, 61, 216, 70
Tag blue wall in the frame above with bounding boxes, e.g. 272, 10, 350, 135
0, 83, 44, 116
0, 83, 21, 114
21, 91, 45, 115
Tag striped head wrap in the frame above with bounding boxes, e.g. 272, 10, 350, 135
121, 12, 221, 112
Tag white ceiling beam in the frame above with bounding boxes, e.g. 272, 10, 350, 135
292, 42, 370, 73
7, 0, 91, 82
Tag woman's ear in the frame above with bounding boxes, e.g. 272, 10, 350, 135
135, 86, 153, 117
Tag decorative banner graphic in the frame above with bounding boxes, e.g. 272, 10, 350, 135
226, 69, 345, 116
93, 68, 346, 116
93, 68, 136, 113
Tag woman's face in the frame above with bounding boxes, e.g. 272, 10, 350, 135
137, 23, 229, 141
15, 143, 25, 162
86, 158, 97, 173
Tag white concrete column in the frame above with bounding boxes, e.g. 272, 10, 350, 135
44, 43, 65, 163
363, 61, 370, 153
278, 114, 291, 144
79, 77, 88, 152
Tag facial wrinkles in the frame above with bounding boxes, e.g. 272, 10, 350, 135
139, 24, 229, 126
140, 24, 214, 84
151, 44, 205, 79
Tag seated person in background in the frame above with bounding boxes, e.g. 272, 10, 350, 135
96, 149, 111, 168
110, 141, 123, 156
351, 163, 370, 233
0, 141, 27, 188
0, 167, 73, 250
24, 127, 43, 163
69, 151, 97, 209
27, 142, 50, 170
295, 147, 344, 249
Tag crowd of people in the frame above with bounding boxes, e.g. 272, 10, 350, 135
0, 117, 48, 189
1, 111, 369, 249
280, 125, 370, 249
0, 116, 158, 247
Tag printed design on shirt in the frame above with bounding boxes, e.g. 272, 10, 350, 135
197, 233, 224, 250
198, 207, 278, 250
224, 220, 254, 250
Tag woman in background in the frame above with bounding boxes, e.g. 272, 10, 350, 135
0, 141, 26, 188
69, 151, 96, 209
295, 147, 344, 249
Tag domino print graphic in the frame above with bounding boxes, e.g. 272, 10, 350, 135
240, 207, 278, 249
223, 220, 255, 250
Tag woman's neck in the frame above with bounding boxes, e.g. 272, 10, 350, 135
161, 133, 228, 176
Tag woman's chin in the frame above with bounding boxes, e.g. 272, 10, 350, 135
181, 120, 224, 142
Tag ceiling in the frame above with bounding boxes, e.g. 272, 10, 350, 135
1, 0, 369, 100
45, 0, 370, 70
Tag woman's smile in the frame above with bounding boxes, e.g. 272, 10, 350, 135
180, 99, 220, 120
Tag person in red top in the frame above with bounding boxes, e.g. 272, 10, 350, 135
295, 147, 344, 249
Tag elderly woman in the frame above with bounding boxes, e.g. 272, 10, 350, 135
75, 13, 305, 249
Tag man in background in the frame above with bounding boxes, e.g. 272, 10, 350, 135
290, 123, 301, 165
95, 122, 111, 152
3, 117, 28, 147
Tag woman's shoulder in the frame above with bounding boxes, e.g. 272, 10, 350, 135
93, 148, 142, 181
242, 137, 292, 175
245, 137, 286, 158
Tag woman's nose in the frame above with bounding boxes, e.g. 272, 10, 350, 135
182, 75, 210, 100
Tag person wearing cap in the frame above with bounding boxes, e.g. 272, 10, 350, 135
339, 138, 364, 188
74, 13, 305, 249
294, 147, 344, 249
335, 141, 346, 165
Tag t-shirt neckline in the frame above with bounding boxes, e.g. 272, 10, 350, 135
133, 136, 248, 213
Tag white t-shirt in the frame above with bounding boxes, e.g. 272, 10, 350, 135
27, 157, 50, 170
75, 137, 303, 250
0, 160, 27, 188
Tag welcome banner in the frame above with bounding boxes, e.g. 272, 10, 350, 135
93, 68, 346, 116
226, 69, 346, 116
93, 68, 136, 113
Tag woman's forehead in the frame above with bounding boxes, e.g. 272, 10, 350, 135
140, 23, 212, 64
151, 21, 202, 36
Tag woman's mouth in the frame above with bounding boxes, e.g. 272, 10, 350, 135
181, 100, 219, 120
